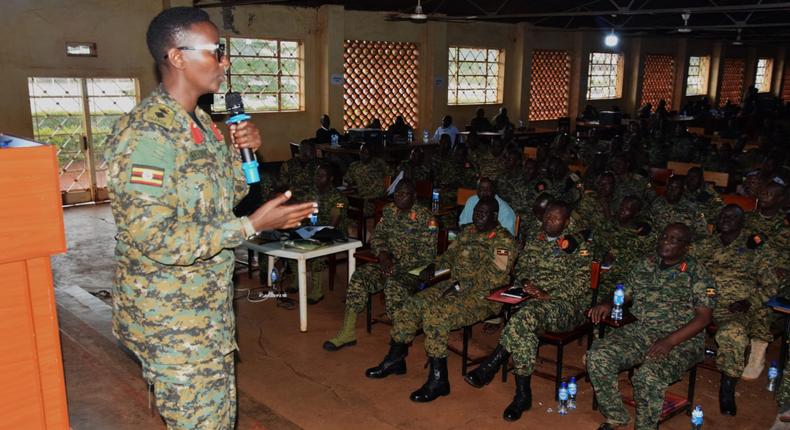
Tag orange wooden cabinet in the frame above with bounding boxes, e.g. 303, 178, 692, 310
0, 136, 69, 430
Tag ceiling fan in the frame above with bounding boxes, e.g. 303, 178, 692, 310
677, 11, 692, 33
385, 0, 474, 23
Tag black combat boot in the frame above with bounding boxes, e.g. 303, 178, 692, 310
719, 373, 738, 416
409, 356, 450, 402
365, 341, 409, 379
464, 344, 510, 388
503, 375, 532, 421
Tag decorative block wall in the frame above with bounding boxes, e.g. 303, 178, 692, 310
343, 40, 419, 131
719, 58, 745, 107
528, 50, 571, 121
640, 54, 675, 111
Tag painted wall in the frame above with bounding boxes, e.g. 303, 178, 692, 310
2, 1, 787, 162
0, 0, 163, 137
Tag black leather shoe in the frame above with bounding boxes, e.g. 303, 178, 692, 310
322, 339, 356, 352
719, 373, 738, 416
410, 357, 450, 402
307, 296, 324, 305
596, 424, 616, 430
464, 344, 510, 388
503, 375, 532, 421
365, 341, 409, 378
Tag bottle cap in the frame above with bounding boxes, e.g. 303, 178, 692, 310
560, 382, 567, 388
569, 377, 576, 383
771, 361, 778, 367
615, 283, 624, 289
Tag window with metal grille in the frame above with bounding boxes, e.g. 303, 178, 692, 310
212, 37, 302, 113
343, 40, 419, 131
528, 50, 570, 121
28, 77, 138, 195
586, 52, 624, 100
719, 58, 745, 107
686, 56, 710, 96
755, 58, 773, 93
640, 54, 675, 111
447, 46, 504, 105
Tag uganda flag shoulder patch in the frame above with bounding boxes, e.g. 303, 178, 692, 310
130, 164, 165, 187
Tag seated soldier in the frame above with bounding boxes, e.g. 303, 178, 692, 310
364, 198, 517, 403
286, 163, 348, 304
387, 115, 413, 144
576, 171, 617, 232
463, 201, 593, 422
541, 156, 582, 206
521, 193, 552, 242
595, 196, 654, 298
469, 107, 493, 133
684, 166, 724, 223
458, 177, 516, 236
649, 175, 708, 240
587, 223, 715, 430
740, 181, 790, 379
691, 204, 780, 415
396, 148, 430, 182
323, 180, 437, 351
496, 146, 530, 216
610, 152, 654, 207
343, 143, 391, 216
279, 139, 319, 200
475, 139, 506, 181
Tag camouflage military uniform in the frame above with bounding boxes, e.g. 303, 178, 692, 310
596, 219, 656, 298
501, 232, 593, 376
691, 230, 779, 377
497, 172, 531, 216
683, 183, 724, 226
613, 173, 654, 207
575, 190, 617, 232
649, 197, 708, 240
106, 86, 251, 429
476, 151, 505, 180
344, 204, 437, 317
397, 159, 430, 182
587, 256, 716, 430
279, 157, 318, 200
744, 212, 790, 336
344, 157, 391, 215
391, 225, 517, 357
289, 187, 348, 283
543, 173, 582, 206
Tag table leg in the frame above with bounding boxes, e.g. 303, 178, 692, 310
267, 255, 274, 287
347, 248, 356, 283
298, 258, 308, 332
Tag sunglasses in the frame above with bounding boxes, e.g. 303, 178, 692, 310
167, 43, 226, 62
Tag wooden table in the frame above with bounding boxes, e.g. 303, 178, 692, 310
243, 238, 363, 332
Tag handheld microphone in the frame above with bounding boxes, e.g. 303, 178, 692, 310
224, 91, 260, 184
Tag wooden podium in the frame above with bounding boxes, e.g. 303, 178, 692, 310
0, 135, 69, 429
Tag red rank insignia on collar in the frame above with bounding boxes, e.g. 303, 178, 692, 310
210, 122, 223, 141
679, 262, 688, 272
538, 232, 545, 241
190, 122, 204, 145
410, 211, 417, 221
488, 231, 497, 239
558, 237, 569, 250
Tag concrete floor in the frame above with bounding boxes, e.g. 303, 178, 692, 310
55, 204, 787, 429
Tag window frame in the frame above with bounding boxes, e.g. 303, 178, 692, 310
212, 37, 304, 113
447, 45, 505, 106
685, 55, 710, 96
755, 57, 773, 93
586, 52, 625, 100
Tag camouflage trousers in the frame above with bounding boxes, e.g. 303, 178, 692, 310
777, 336, 790, 407
587, 324, 702, 430
345, 264, 419, 316
501, 299, 584, 376
714, 303, 774, 378
391, 283, 501, 358
144, 352, 236, 430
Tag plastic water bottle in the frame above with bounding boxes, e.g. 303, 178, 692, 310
611, 283, 625, 322
690, 405, 703, 429
557, 382, 569, 416
768, 361, 779, 392
423, 129, 430, 144
407, 129, 413, 143
309, 211, 318, 225
270, 265, 279, 289
330, 133, 339, 147
518, 119, 524, 128
431, 188, 440, 213
567, 377, 577, 410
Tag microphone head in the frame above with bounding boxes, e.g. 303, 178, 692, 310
225, 91, 244, 115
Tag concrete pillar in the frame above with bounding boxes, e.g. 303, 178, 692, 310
673, 39, 688, 111
708, 41, 723, 103
317, 5, 344, 126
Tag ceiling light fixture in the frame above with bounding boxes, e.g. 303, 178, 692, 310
733, 28, 743, 45
678, 11, 692, 33
604, 28, 619, 47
